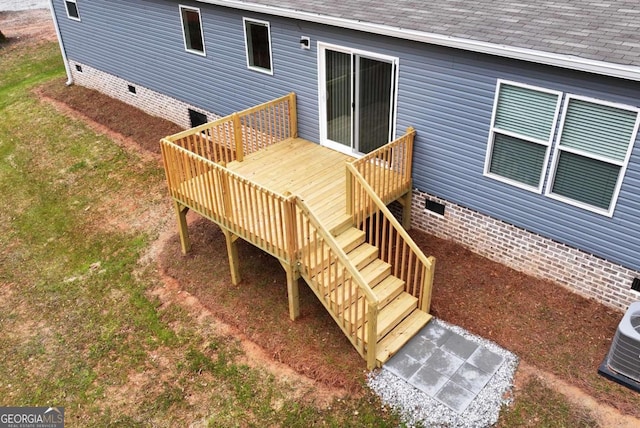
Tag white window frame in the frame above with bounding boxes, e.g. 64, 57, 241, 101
317, 42, 399, 156
242, 17, 273, 75
65, 0, 80, 21
483, 79, 562, 193
545, 94, 640, 217
179, 5, 206, 56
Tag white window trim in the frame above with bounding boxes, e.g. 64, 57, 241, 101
483, 79, 563, 193
316, 41, 400, 156
545, 94, 640, 217
242, 17, 274, 75
179, 5, 206, 57
65, 0, 80, 21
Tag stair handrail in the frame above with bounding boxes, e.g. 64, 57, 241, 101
293, 196, 379, 369
293, 197, 378, 304
347, 163, 435, 313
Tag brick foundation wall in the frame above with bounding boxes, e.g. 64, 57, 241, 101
68, 61, 219, 129
411, 190, 640, 311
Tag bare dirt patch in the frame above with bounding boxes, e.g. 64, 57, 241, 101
513, 362, 640, 428
0, 10, 56, 48
158, 216, 368, 393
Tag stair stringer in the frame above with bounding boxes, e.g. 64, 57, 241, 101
293, 197, 431, 369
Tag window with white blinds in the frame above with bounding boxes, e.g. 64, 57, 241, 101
485, 81, 639, 216
484, 81, 562, 191
546, 96, 640, 216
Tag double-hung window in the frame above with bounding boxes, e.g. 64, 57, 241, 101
485, 80, 640, 216
243, 18, 273, 74
180, 5, 205, 55
65, 0, 80, 20
546, 96, 640, 216
484, 80, 562, 192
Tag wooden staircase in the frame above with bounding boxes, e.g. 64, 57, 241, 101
160, 93, 435, 370
303, 216, 432, 367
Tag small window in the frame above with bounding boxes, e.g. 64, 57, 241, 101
128, 85, 137, 94
484, 80, 562, 192
546, 96, 639, 216
243, 18, 273, 74
65, 0, 80, 20
180, 6, 205, 55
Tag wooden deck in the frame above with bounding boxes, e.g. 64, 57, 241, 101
227, 138, 350, 232
160, 93, 435, 369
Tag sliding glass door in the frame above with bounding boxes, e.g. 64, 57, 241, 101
319, 44, 398, 155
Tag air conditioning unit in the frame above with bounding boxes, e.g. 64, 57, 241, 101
599, 301, 640, 392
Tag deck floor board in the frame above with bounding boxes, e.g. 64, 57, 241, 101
227, 138, 351, 230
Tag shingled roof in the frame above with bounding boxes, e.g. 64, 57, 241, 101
204, 0, 640, 80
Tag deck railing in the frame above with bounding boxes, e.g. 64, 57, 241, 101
160, 140, 297, 264
349, 127, 415, 204
294, 197, 379, 369
161, 94, 431, 369
346, 131, 435, 313
164, 93, 297, 164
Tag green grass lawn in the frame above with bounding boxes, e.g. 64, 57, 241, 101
0, 38, 603, 428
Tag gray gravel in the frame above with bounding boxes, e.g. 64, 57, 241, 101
368, 318, 518, 427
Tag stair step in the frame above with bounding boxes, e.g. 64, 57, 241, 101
372, 276, 405, 308
329, 214, 353, 236
360, 259, 392, 288
347, 243, 379, 270
311, 264, 345, 292
376, 310, 432, 366
304, 235, 371, 276
328, 273, 405, 316
334, 227, 365, 253
358, 293, 418, 343
326, 278, 359, 312
376, 293, 418, 339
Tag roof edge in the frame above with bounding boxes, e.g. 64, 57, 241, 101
198, 0, 640, 82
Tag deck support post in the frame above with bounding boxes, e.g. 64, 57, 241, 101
173, 201, 191, 254
401, 188, 413, 230
222, 229, 241, 285
281, 261, 300, 321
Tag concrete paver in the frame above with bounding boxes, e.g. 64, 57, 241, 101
436, 381, 476, 413
385, 320, 509, 413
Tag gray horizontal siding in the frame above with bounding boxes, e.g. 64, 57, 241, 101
53, 0, 320, 139
53, 0, 640, 272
